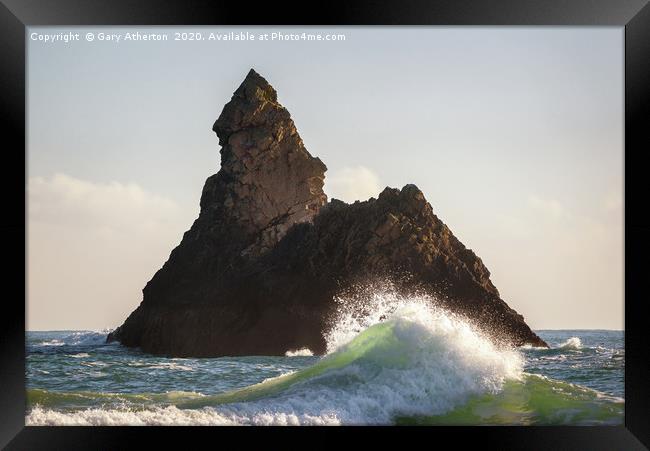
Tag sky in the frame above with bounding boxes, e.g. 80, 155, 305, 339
27, 27, 623, 331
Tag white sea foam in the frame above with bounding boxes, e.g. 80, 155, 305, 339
41, 339, 65, 346
26, 405, 340, 426
284, 348, 314, 357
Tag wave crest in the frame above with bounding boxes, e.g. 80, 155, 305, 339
558, 337, 582, 350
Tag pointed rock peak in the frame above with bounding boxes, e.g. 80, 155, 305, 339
233, 68, 278, 103
213, 69, 284, 144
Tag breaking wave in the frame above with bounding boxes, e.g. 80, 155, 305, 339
26, 294, 623, 425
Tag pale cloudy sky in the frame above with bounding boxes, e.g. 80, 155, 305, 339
27, 27, 623, 331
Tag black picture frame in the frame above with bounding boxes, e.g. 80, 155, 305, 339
1, 0, 648, 448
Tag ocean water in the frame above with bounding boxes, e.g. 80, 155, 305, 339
26, 294, 624, 426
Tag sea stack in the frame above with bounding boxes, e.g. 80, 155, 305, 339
108, 69, 547, 356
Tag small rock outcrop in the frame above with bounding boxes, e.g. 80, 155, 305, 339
108, 69, 547, 356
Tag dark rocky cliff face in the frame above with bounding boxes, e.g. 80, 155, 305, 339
107, 69, 547, 356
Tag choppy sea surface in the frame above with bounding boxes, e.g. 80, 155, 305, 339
26, 295, 624, 425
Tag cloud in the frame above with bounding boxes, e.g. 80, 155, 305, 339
324, 166, 381, 203
28, 173, 184, 233
27, 174, 197, 330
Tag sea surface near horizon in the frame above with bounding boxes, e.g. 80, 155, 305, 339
25, 327, 624, 426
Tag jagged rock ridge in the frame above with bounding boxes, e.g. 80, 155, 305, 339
108, 69, 547, 356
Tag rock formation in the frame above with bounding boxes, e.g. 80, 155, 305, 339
107, 69, 547, 356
